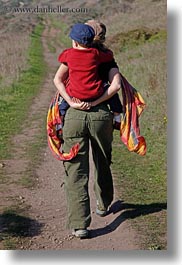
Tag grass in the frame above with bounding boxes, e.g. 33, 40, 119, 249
110, 28, 167, 249
107, 28, 167, 55
49, 15, 71, 47
0, 22, 46, 159
0, 33, 30, 90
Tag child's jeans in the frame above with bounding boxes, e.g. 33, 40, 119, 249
58, 96, 70, 116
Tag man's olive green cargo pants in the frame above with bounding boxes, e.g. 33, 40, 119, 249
62, 103, 114, 229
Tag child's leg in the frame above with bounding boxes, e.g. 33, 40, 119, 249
107, 93, 123, 130
108, 93, 123, 113
58, 97, 70, 120
103, 82, 123, 113
102, 83, 123, 130
57, 96, 70, 141
113, 112, 121, 130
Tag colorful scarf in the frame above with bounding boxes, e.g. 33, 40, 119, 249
120, 74, 146, 156
47, 75, 146, 160
47, 90, 79, 161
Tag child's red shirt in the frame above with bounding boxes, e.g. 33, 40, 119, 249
58, 47, 113, 100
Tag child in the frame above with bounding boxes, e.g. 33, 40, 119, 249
86, 19, 123, 129
55, 23, 122, 135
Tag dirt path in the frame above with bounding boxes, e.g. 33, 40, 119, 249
1, 21, 140, 250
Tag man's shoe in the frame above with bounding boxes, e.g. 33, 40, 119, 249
96, 207, 108, 217
72, 229, 89, 239
96, 201, 108, 217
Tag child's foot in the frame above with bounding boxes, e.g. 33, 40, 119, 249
113, 114, 121, 130
57, 129, 64, 143
113, 121, 121, 130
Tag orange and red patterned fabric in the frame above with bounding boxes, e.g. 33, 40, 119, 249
47, 90, 80, 161
47, 75, 146, 161
120, 74, 146, 156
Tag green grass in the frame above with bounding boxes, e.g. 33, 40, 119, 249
107, 28, 167, 55
111, 30, 167, 249
0, 22, 46, 159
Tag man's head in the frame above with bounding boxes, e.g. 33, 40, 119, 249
85, 20, 106, 43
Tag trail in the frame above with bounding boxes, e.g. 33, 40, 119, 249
1, 21, 140, 250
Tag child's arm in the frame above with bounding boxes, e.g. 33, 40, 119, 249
91, 68, 121, 106
53, 64, 90, 110
54, 64, 72, 106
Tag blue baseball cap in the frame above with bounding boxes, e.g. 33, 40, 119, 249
69, 23, 95, 45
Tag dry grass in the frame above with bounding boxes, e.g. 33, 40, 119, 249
0, 33, 30, 90
102, 0, 166, 35
0, 0, 39, 90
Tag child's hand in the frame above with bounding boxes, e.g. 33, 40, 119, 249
72, 97, 81, 103
70, 98, 91, 110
